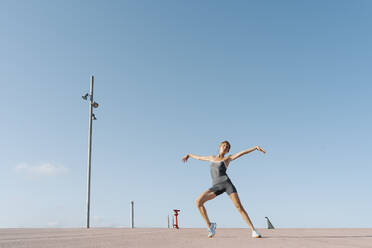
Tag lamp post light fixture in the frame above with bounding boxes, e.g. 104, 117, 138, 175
81, 75, 99, 229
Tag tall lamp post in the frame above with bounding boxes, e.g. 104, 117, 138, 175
82, 75, 99, 228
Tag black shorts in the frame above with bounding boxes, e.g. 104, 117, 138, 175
209, 179, 237, 196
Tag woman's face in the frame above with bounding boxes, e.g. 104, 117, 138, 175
219, 143, 229, 154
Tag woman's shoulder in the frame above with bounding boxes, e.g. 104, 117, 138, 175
210, 155, 231, 162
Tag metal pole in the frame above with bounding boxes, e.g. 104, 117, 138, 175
167, 215, 170, 228
130, 201, 134, 228
86, 75, 94, 228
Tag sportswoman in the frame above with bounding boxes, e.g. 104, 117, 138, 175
182, 141, 266, 238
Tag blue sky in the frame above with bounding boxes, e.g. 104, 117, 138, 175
1, 0, 371, 228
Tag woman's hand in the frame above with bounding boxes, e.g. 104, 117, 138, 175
182, 154, 190, 163
256, 146, 266, 154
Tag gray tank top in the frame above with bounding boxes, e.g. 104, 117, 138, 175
210, 160, 229, 185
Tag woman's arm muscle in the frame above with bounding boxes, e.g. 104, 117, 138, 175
229, 147, 257, 161
188, 154, 214, 162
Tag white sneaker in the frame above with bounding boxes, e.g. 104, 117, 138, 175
208, 222, 216, 238
252, 229, 262, 238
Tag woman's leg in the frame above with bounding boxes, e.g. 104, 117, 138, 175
229, 192, 256, 230
195, 189, 217, 228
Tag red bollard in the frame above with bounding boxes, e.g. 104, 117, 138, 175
173, 209, 180, 229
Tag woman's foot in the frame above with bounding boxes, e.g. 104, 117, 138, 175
208, 222, 216, 238
252, 229, 262, 238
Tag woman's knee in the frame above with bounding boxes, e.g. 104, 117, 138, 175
195, 198, 204, 207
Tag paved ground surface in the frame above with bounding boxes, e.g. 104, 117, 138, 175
1, 228, 372, 248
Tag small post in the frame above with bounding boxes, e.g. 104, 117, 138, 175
130, 201, 134, 228
167, 215, 170, 228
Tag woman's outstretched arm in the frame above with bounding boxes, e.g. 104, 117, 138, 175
182, 153, 213, 163
229, 146, 266, 161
